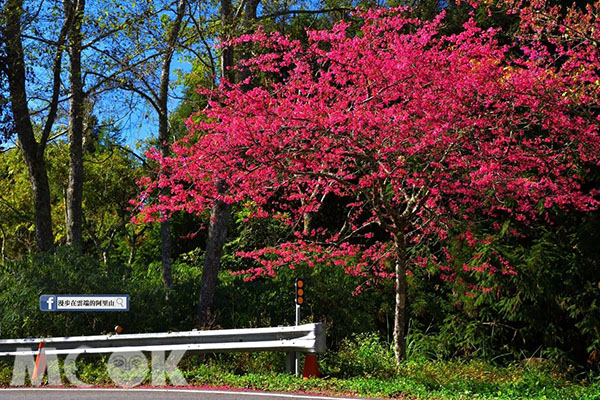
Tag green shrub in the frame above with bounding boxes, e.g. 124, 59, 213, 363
0, 247, 202, 338
325, 332, 396, 379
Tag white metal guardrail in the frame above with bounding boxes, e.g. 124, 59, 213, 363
0, 323, 325, 357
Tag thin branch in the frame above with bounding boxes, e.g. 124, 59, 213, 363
83, 50, 164, 97
86, 44, 162, 102
85, 70, 161, 113
82, 24, 129, 49
38, 5, 73, 155
257, 7, 352, 20
116, 144, 150, 167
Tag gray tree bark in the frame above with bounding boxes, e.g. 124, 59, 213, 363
66, 0, 85, 248
197, 0, 234, 327
157, 0, 187, 288
393, 234, 408, 364
197, 192, 231, 326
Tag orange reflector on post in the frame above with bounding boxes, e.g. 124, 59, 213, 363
296, 278, 305, 305
32, 342, 46, 381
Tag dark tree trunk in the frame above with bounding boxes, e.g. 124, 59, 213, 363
393, 234, 408, 363
158, 87, 173, 287
157, 0, 186, 288
26, 156, 54, 252
3, 0, 65, 252
197, 198, 231, 326
197, 0, 261, 328
196, 0, 240, 328
158, 91, 172, 287
160, 218, 173, 287
66, 0, 85, 248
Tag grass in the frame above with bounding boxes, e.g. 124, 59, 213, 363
0, 354, 599, 400
0, 332, 596, 399
180, 358, 600, 400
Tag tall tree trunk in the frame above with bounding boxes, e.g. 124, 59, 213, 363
158, 98, 172, 287
393, 234, 408, 363
66, 0, 85, 248
3, 0, 66, 252
27, 158, 54, 252
157, 0, 186, 288
197, 196, 231, 326
196, 0, 239, 327
197, 0, 261, 327
160, 218, 173, 287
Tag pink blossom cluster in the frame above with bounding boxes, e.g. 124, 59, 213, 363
136, 6, 600, 291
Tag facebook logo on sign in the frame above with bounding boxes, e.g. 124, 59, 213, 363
40, 295, 56, 311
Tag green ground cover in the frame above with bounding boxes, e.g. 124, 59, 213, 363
1, 341, 598, 400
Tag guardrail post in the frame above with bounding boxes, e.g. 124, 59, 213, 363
285, 351, 294, 373
295, 303, 301, 376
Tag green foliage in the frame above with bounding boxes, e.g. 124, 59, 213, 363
0, 246, 202, 338
400, 204, 600, 367
324, 333, 396, 379
1, 354, 599, 400
0, 248, 120, 338
0, 148, 35, 257
214, 259, 393, 346
0, 129, 142, 260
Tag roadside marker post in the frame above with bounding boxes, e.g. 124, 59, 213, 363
31, 342, 45, 381
294, 278, 320, 379
295, 279, 304, 376
303, 354, 319, 379
296, 279, 304, 306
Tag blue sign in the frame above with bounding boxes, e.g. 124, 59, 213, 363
40, 294, 129, 312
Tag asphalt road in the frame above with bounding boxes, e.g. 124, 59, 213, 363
0, 388, 372, 400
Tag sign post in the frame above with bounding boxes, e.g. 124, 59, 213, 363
294, 279, 304, 376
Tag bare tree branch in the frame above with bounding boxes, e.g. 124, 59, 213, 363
258, 7, 352, 20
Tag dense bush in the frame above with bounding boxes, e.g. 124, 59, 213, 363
324, 333, 396, 379
404, 210, 600, 367
2, 206, 600, 372
0, 247, 201, 338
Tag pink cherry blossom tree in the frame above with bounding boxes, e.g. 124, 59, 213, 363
137, 7, 600, 362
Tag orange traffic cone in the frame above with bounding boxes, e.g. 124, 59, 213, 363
32, 342, 46, 381
302, 354, 319, 379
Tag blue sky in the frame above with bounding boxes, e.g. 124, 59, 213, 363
7, 1, 373, 154
119, 56, 192, 151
